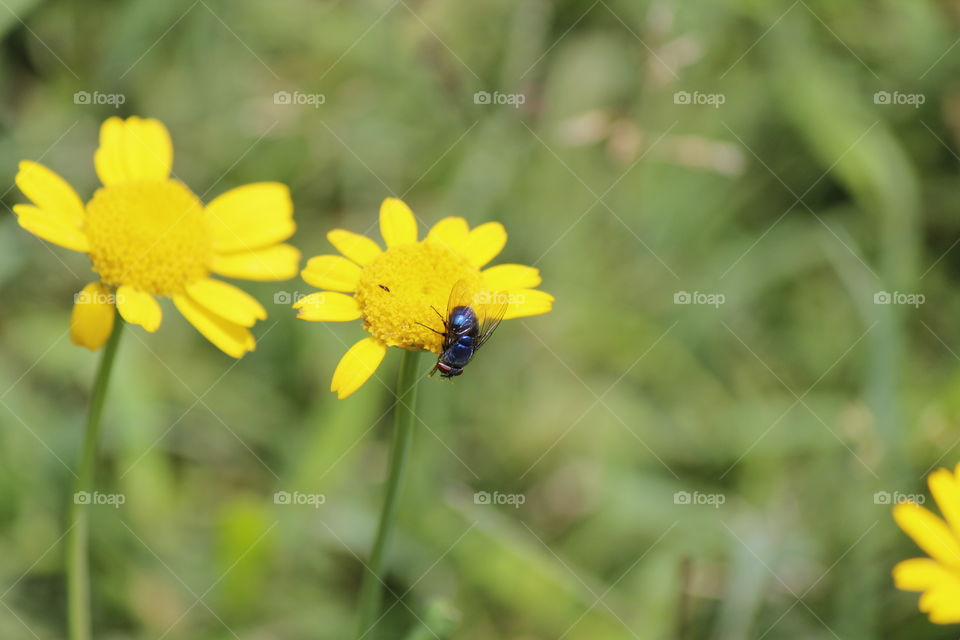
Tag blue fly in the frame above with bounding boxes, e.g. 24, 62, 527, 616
421, 279, 508, 378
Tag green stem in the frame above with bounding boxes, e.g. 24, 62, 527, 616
355, 349, 422, 639
67, 313, 123, 640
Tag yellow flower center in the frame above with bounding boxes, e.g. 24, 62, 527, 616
83, 180, 211, 296
354, 242, 482, 353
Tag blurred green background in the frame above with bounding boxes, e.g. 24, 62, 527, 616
1, 0, 959, 638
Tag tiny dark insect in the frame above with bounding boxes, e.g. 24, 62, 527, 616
378, 284, 390, 292
418, 279, 507, 379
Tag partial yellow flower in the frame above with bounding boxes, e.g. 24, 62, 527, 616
13, 116, 300, 357
893, 463, 960, 624
297, 197, 554, 398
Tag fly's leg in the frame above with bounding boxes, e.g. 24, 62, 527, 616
416, 321, 445, 336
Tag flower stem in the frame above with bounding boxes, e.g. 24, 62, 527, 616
355, 349, 422, 638
67, 314, 123, 640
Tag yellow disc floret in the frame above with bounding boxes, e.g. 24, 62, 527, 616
297, 197, 553, 398
354, 242, 481, 353
84, 180, 211, 296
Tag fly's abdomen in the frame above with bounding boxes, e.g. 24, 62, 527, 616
443, 336, 475, 368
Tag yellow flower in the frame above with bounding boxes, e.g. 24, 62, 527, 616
893, 463, 960, 624
13, 116, 300, 357
296, 197, 554, 398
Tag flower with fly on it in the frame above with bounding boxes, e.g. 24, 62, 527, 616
892, 463, 960, 624
13, 116, 300, 357
296, 198, 554, 398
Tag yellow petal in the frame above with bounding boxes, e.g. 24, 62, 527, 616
15, 161, 84, 224
94, 116, 173, 185
173, 295, 255, 358
206, 183, 295, 252
116, 286, 162, 332
426, 217, 469, 251
301, 255, 362, 292
893, 558, 956, 592
894, 502, 960, 569
293, 292, 361, 322
929, 609, 960, 624
929, 468, 960, 536
71, 283, 116, 350
462, 222, 507, 267
185, 278, 266, 327
919, 580, 960, 621
926, 593, 960, 623
211, 244, 301, 281
502, 289, 555, 320
482, 264, 542, 290
331, 337, 386, 399
13, 205, 89, 252
327, 229, 382, 266
379, 197, 417, 247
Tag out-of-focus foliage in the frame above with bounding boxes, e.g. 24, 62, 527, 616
1, 0, 959, 638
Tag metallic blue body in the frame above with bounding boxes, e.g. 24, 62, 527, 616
427, 280, 507, 379
438, 306, 479, 376
444, 335, 476, 368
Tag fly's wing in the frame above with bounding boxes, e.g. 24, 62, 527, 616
444, 279, 507, 349
473, 289, 508, 349
445, 278, 476, 319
